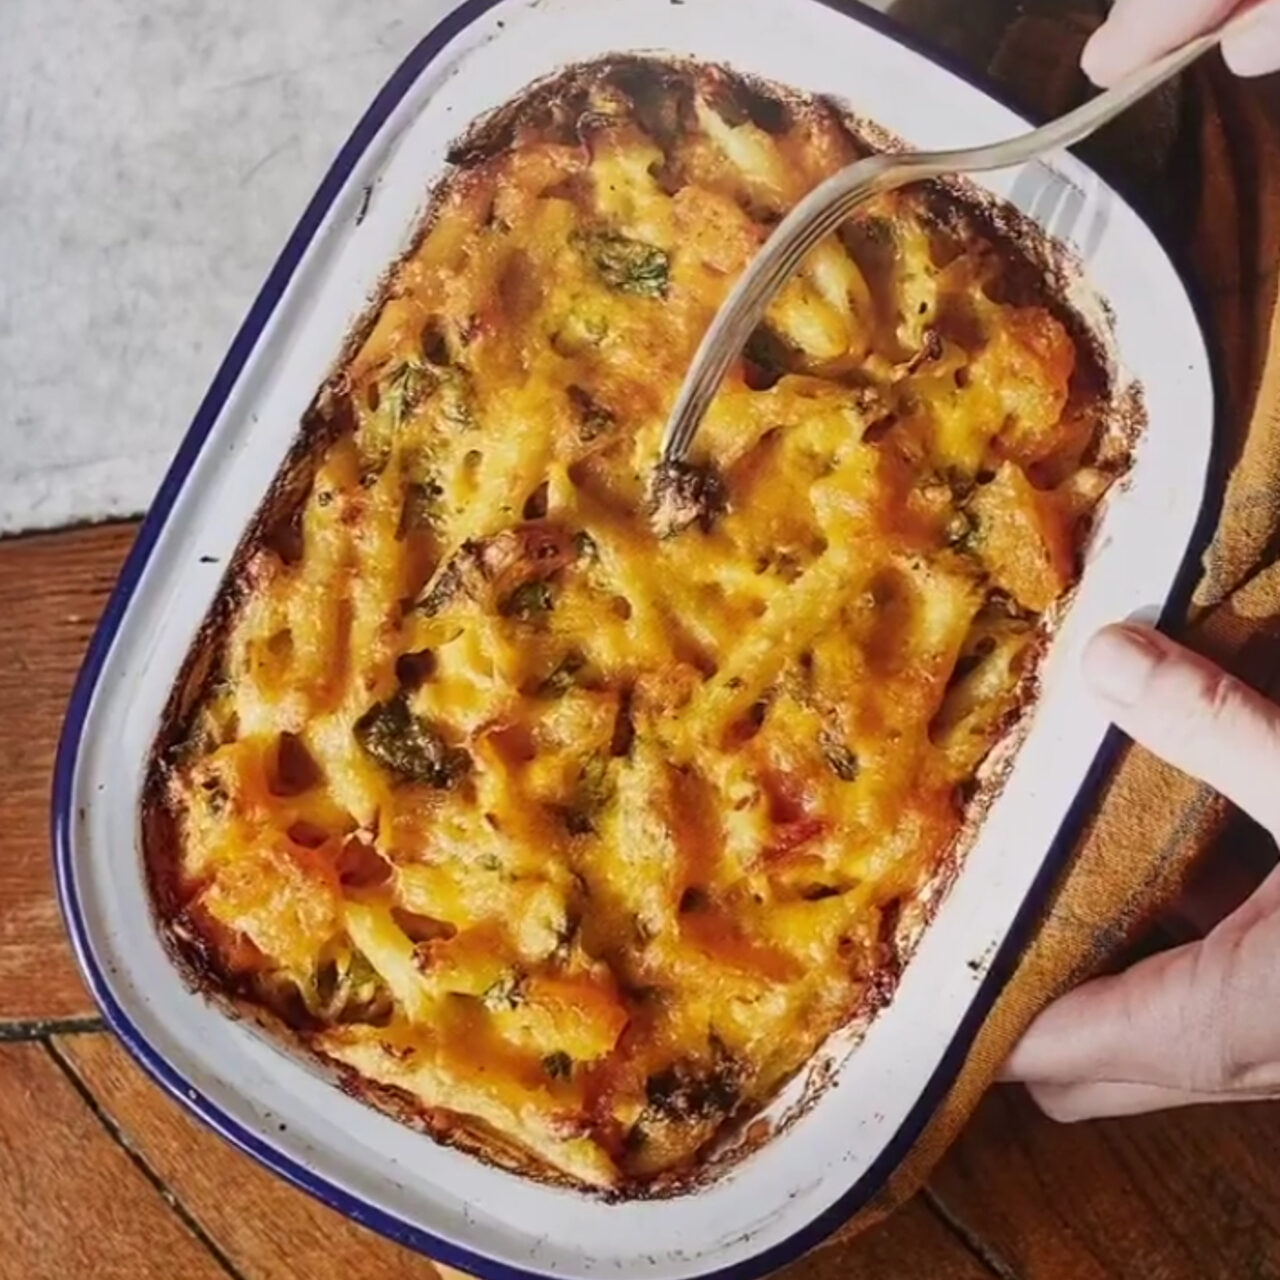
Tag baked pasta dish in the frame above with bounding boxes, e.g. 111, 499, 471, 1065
145, 57, 1128, 1193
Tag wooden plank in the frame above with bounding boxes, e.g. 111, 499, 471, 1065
0, 522, 137, 1020
57, 1032, 447, 1280
0, 1041, 225, 1280
772, 1201, 995, 1280
930, 1085, 1280, 1279
58, 1032, 993, 1280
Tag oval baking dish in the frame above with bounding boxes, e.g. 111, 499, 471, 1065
54, 1, 1216, 1278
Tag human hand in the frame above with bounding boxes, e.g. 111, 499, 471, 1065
1000, 623, 1280, 1120
1082, 0, 1280, 84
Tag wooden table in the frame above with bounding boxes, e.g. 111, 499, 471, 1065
5, 522, 1280, 1280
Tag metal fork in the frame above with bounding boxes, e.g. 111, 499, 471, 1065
658, 12, 1251, 467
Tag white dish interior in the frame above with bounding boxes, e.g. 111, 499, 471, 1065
57, 1, 1214, 1278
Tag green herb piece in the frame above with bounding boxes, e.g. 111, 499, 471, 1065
362, 453, 394, 490
562, 755, 613, 836
585, 232, 671, 298
537, 651, 587, 700
551, 310, 610, 356
310, 947, 393, 1026
383, 359, 474, 433
500, 580, 554, 622
385, 361, 435, 431
437, 368, 475, 430
644, 1058, 741, 1121
354, 695, 471, 789
337, 950, 393, 1024
849, 214, 895, 247
579, 755, 612, 808
567, 385, 617, 442
416, 546, 474, 617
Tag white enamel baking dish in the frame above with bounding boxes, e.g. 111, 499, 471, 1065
53, 1, 1217, 1277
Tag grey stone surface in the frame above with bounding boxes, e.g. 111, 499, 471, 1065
0, 0, 445, 532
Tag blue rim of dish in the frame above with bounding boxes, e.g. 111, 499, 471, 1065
51, 2, 1224, 1279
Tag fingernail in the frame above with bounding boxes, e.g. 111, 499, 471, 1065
1083, 625, 1163, 707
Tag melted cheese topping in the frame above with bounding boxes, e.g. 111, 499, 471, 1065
153, 59, 1119, 1192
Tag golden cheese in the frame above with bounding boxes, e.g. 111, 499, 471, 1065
146, 57, 1122, 1193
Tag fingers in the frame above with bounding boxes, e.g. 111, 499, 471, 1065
1082, 0, 1280, 85
1001, 883, 1280, 1109
1022, 1078, 1280, 1123
1000, 625, 1280, 1122
1083, 624, 1280, 839
1082, 0, 1239, 85
998, 939, 1227, 1090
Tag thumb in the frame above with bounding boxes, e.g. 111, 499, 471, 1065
1082, 624, 1280, 838
1083, 0, 1280, 84
1082, 0, 1238, 85
998, 934, 1226, 1093
1000, 884, 1280, 1108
